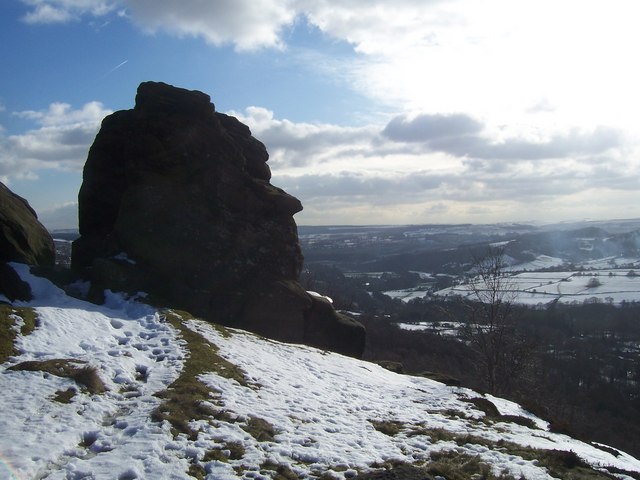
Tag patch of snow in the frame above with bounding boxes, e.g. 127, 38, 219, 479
490, 240, 514, 247
434, 269, 640, 306
2, 264, 188, 480
409, 271, 435, 280
307, 290, 333, 303
112, 252, 136, 264
2, 263, 639, 479
396, 321, 465, 337
383, 289, 428, 302
505, 255, 564, 272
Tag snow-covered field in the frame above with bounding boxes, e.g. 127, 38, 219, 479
384, 254, 640, 305
3, 264, 640, 479
503, 255, 564, 272
396, 321, 465, 336
435, 270, 640, 306
381, 288, 429, 303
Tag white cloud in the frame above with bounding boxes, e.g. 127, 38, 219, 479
382, 113, 484, 142
22, 1, 640, 131
334, 0, 640, 134
124, 0, 295, 51
236, 109, 640, 224
21, 0, 115, 23
0, 101, 111, 178
38, 201, 78, 230
19, 0, 296, 50
15, 0, 640, 223
231, 106, 379, 168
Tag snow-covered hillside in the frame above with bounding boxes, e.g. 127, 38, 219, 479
2, 264, 640, 480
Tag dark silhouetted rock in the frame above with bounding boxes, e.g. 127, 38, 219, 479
72, 81, 365, 357
304, 294, 366, 358
0, 182, 55, 267
0, 263, 32, 302
0, 182, 55, 301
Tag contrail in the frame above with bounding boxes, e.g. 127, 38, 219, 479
107, 60, 128, 74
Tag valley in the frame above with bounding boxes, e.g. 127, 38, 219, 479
298, 219, 640, 459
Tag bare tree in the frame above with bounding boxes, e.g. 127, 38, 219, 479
460, 247, 530, 394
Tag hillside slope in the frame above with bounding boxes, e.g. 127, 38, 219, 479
2, 264, 640, 480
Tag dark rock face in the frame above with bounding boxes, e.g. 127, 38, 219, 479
0, 181, 55, 301
72, 81, 365, 357
0, 182, 55, 267
0, 263, 32, 302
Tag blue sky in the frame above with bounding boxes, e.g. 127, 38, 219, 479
1, 0, 639, 229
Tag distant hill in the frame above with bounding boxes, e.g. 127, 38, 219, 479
298, 220, 640, 274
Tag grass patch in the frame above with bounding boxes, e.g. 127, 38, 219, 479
225, 441, 246, 460
202, 441, 245, 462
187, 462, 206, 480
370, 419, 404, 436
465, 397, 501, 417
427, 451, 517, 480
151, 310, 255, 440
497, 414, 538, 429
243, 416, 277, 442
591, 443, 620, 457
187, 441, 247, 479
505, 447, 619, 479
166, 310, 252, 387
406, 425, 620, 479
8, 359, 106, 394
603, 466, 640, 480
464, 397, 539, 429
259, 460, 298, 480
363, 451, 627, 480
53, 387, 77, 403
406, 425, 458, 442
362, 457, 516, 480
0, 305, 38, 363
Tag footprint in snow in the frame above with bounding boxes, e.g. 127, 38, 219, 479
110, 319, 124, 329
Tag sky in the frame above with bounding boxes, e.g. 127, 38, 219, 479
1, 0, 639, 229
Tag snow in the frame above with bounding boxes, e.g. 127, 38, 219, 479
504, 255, 564, 272
2, 264, 188, 479
435, 270, 640, 306
112, 252, 137, 264
2, 263, 640, 479
307, 291, 333, 303
382, 288, 428, 302
409, 271, 435, 280
396, 321, 464, 337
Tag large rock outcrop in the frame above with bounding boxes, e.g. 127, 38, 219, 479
0, 181, 55, 301
72, 81, 365, 357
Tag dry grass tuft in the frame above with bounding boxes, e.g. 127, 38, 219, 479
370, 419, 404, 436
9, 358, 106, 394
53, 388, 77, 403
0, 305, 38, 363
243, 416, 277, 442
